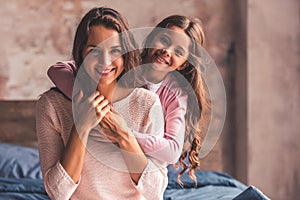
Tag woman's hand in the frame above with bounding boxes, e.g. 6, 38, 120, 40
99, 109, 132, 143
73, 90, 110, 140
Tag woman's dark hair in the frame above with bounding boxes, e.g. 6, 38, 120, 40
142, 15, 210, 187
72, 7, 141, 87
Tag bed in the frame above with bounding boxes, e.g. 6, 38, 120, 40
0, 100, 270, 200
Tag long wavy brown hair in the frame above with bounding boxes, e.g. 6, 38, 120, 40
141, 15, 210, 186
72, 7, 141, 88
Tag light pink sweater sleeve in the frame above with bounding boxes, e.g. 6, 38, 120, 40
36, 92, 79, 200
47, 60, 77, 99
135, 81, 187, 164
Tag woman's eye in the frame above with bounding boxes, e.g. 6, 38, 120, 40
90, 48, 101, 55
110, 48, 122, 54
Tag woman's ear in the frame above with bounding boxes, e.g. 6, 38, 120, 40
177, 61, 189, 70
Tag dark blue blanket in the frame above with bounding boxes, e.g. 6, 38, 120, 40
164, 166, 269, 200
0, 178, 49, 200
0, 143, 269, 199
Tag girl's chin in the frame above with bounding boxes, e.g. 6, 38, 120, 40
151, 63, 167, 71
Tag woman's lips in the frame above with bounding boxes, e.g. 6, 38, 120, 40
96, 67, 116, 77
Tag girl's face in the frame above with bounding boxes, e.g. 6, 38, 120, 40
146, 26, 190, 73
83, 25, 124, 86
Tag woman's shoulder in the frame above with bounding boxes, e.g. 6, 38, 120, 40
37, 88, 71, 108
132, 88, 159, 103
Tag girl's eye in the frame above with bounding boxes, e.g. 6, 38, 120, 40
159, 35, 170, 45
175, 49, 184, 57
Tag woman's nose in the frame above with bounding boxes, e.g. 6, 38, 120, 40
98, 51, 111, 67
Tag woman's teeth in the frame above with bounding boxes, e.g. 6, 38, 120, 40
97, 68, 115, 76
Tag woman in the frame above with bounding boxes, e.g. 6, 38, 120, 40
36, 7, 167, 200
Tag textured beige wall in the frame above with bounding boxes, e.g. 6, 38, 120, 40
0, 0, 233, 101
0, 0, 234, 172
248, 0, 300, 199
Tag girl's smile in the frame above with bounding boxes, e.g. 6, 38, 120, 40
153, 50, 171, 66
144, 26, 191, 83
148, 26, 190, 73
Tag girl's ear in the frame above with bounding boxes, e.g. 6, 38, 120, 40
177, 61, 189, 70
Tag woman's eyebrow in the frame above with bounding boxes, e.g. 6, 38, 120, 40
111, 45, 122, 48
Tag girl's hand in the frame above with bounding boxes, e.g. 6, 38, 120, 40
73, 90, 110, 137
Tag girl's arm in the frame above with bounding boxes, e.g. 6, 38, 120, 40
47, 60, 77, 99
135, 89, 188, 164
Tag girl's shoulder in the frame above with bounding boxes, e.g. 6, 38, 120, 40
159, 73, 188, 97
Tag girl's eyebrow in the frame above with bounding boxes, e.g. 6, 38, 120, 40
161, 32, 188, 52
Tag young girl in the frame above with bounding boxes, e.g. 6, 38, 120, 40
36, 7, 167, 200
48, 15, 209, 185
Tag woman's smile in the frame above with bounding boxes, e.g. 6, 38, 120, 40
95, 67, 117, 77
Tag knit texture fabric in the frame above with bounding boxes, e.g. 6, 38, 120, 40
36, 88, 167, 200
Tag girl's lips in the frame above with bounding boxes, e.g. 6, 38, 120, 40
153, 55, 170, 65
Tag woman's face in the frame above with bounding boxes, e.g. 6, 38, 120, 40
146, 26, 191, 74
82, 25, 124, 87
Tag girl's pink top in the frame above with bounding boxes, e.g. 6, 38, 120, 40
48, 61, 187, 163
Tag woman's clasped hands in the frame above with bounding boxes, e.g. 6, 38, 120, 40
73, 89, 131, 144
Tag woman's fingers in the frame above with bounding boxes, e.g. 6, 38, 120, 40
73, 90, 83, 104
96, 104, 111, 122
93, 94, 105, 107
88, 91, 100, 102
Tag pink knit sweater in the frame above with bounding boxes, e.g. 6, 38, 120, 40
36, 88, 168, 200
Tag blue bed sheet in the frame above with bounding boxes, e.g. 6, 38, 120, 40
0, 143, 270, 200
164, 165, 270, 200
0, 177, 49, 200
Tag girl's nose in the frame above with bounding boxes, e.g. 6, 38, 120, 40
161, 48, 171, 57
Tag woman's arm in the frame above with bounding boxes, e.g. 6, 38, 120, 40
47, 60, 77, 99
36, 92, 78, 200
36, 90, 110, 200
100, 111, 148, 184
100, 93, 168, 199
